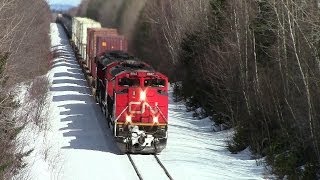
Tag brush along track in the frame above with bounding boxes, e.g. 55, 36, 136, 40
127, 154, 173, 180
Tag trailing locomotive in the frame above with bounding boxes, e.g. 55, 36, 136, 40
56, 14, 169, 154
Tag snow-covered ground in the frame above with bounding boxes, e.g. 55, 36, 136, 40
17, 23, 267, 180
160, 99, 266, 179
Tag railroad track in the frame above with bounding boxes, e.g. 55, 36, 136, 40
127, 154, 173, 180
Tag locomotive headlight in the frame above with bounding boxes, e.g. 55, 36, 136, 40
126, 115, 132, 123
140, 90, 146, 101
153, 116, 159, 124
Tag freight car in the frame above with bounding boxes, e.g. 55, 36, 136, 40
56, 15, 169, 154
87, 28, 127, 87
72, 17, 101, 64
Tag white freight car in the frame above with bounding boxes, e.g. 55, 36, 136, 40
71, 17, 101, 63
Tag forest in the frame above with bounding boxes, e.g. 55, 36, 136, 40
0, 0, 51, 179
77, 0, 320, 178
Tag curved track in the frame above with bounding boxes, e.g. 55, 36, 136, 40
127, 154, 173, 180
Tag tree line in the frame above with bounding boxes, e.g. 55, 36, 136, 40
79, 0, 320, 178
0, 0, 51, 179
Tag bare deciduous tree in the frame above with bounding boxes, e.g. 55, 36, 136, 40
0, 0, 51, 178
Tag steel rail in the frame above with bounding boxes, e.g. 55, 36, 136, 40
153, 155, 173, 180
127, 154, 143, 180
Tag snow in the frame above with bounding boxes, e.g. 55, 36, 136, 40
16, 23, 268, 180
130, 155, 169, 180
159, 99, 266, 180
16, 23, 138, 180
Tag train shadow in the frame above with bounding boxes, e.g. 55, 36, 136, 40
52, 94, 92, 102
52, 79, 87, 86
57, 103, 120, 154
50, 24, 122, 155
53, 72, 85, 79
50, 60, 120, 153
51, 63, 80, 69
67, 68, 83, 74
52, 58, 76, 64
55, 24, 70, 45
50, 85, 91, 95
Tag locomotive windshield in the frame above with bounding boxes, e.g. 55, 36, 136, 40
118, 77, 140, 87
144, 79, 166, 87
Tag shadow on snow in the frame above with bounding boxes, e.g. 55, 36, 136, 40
50, 30, 121, 154
58, 103, 120, 154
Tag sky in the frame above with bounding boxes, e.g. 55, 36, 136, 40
47, 0, 82, 6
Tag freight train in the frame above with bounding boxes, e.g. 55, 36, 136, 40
56, 14, 169, 154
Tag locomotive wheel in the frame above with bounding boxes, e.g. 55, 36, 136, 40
109, 118, 115, 134
95, 90, 100, 103
109, 121, 112, 132
101, 104, 105, 115
98, 91, 103, 108
105, 109, 113, 129
104, 107, 110, 126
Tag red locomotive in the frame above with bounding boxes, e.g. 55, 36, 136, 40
95, 51, 169, 153
56, 14, 169, 153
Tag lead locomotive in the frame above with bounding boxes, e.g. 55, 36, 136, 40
95, 51, 168, 154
